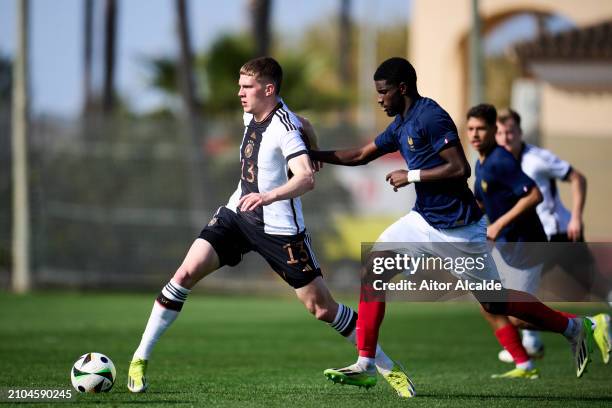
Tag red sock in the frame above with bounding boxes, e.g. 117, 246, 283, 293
495, 324, 529, 364
357, 284, 386, 358
504, 291, 569, 333
560, 311, 578, 318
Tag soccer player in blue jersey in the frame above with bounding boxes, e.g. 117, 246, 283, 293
468, 103, 610, 373
469, 103, 548, 378
310, 58, 595, 395
493, 108, 610, 365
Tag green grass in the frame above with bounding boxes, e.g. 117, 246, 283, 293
0, 293, 611, 407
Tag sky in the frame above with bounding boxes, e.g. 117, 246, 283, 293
0, 0, 572, 118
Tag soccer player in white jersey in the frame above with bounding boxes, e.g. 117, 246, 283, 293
495, 108, 610, 365
127, 57, 403, 393
496, 109, 587, 242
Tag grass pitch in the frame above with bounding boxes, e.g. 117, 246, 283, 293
0, 292, 611, 407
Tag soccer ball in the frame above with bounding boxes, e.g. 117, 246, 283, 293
70, 352, 116, 393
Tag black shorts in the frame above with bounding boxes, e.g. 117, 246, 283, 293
198, 206, 322, 289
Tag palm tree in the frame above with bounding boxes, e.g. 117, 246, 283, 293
175, 0, 206, 230
176, 0, 199, 119
338, 0, 352, 123
102, 0, 117, 114
249, 0, 271, 57
338, 0, 352, 89
82, 0, 94, 114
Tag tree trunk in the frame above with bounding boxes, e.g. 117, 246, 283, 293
83, 0, 94, 114
176, 0, 199, 118
12, 0, 31, 293
338, 0, 352, 123
175, 0, 206, 231
102, 0, 117, 114
249, 0, 271, 57
338, 0, 352, 88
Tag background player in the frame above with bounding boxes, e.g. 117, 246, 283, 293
468, 103, 548, 378
494, 108, 610, 364
126, 57, 402, 393
310, 58, 595, 394
468, 103, 610, 371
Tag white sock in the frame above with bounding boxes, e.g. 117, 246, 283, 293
516, 360, 534, 370
356, 356, 376, 373
521, 330, 542, 351
374, 344, 395, 374
563, 317, 580, 341
133, 280, 191, 360
344, 326, 394, 374
329, 304, 357, 337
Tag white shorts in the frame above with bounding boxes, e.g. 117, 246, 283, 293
372, 211, 500, 283
491, 247, 542, 295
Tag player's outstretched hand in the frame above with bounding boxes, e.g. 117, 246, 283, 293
386, 169, 409, 192
238, 192, 270, 212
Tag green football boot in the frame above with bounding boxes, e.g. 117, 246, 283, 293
572, 318, 594, 378
381, 362, 416, 398
324, 364, 377, 389
127, 358, 148, 393
592, 313, 611, 364
491, 367, 540, 379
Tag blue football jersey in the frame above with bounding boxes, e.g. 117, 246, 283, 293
474, 145, 547, 242
375, 97, 482, 229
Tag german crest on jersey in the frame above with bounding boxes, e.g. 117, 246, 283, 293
244, 141, 254, 158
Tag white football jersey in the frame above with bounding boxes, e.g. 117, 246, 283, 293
226, 99, 308, 235
520, 144, 572, 237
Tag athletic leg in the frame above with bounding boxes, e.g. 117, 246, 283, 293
128, 239, 220, 392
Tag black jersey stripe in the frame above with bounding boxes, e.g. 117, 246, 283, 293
279, 108, 297, 130
277, 109, 296, 131
285, 150, 308, 162
289, 198, 300, 234
275, 111, 292, 131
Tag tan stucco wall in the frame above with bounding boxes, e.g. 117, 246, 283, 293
541, 85, 612, 139
540, 84, 612, 240
411, 1, 612, 240
411, 0, 612, 124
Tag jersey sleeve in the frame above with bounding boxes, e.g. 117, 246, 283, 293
280, 129, 308, 161
494, 153, 536, 198
374, 123, 399, 153
424, 109, 459, 153
539, 148, 572, 180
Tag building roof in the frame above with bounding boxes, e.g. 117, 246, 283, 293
513, 20, 612, 62
511, 20, 612, 88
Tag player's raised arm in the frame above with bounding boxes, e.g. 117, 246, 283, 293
310, 141, 386, 166
238, 153, 315, 212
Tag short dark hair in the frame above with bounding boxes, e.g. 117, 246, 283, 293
373, 57, 417, 93
497, 108, 521, 127
467, 103, 497, 126
240, 56, 283, 94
